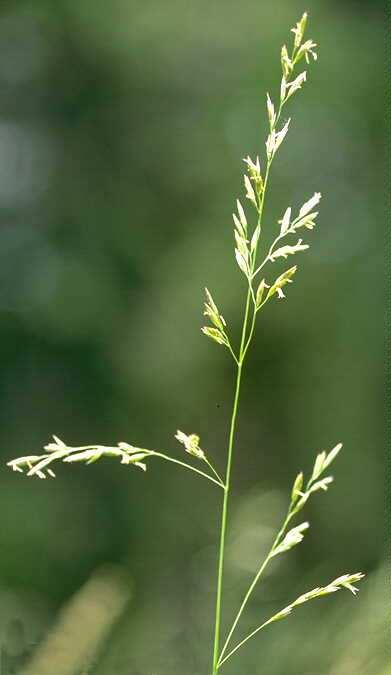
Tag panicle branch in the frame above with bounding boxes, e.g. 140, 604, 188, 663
217, 441, 350, 666
7, 431, 225, 489
218, 572, 365, 668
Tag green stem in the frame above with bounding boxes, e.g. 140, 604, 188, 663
211, 146, 273, 675
223, 337, 240, 365
211, 290, 252, 674
204, 457, 225, 486
218, 506, 295, 665
217, 614, 275, 668
151, 452, 224, 488
211, 88, 289, 675
241, 307, 258, 360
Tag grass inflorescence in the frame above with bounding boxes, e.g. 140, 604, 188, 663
7, 12, 364, 674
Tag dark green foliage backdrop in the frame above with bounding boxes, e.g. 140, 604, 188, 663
0, 1, 385, 674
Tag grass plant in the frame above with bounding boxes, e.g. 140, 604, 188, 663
7, 12, 364, 674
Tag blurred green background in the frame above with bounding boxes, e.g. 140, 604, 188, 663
0, 1, 385, 674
